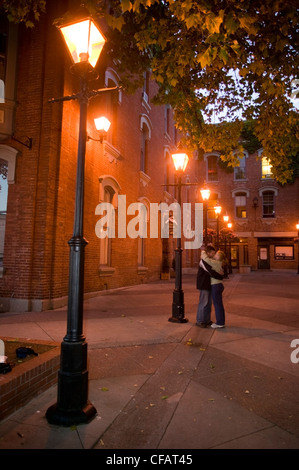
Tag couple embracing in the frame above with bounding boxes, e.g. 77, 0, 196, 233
196, 244, 227, 329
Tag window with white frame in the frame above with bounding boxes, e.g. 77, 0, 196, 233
207, 154, 218, 182
140, 115, 152, 174
261, 156, 273, 179
234, 154, 246, 180
165, 105, 170, 136
262, 190, 275, 218
0, 158, 8, 265
98, 176, 121, 274
137, 199, 149, 268
164, 149, 171, 191
0, 145, 18, 271
0, 18, 18, 136
140, 124, 149, 173
142, 71, 150, 103
99, 186, 114, 266
104, 68, 121, 146
235, 191, 247, 218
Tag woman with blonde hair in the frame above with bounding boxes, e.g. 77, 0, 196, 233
201, 249, 227, 328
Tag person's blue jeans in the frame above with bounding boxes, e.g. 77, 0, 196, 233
196, 289, 212, 324
211, 283, 225, 326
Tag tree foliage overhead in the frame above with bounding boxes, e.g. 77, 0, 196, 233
1, 0, 46, 28
98, 0, 299, 184
2, 0, 299, 184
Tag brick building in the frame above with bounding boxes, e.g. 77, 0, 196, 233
190, 149, 299, 272
0, 1, 180, 313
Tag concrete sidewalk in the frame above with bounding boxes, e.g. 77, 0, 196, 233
0, 269, 299, 450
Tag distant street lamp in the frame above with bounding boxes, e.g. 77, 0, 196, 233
214, 203, 222, 250
296, 222, 299, 274
200, 186, 211, 245
169, 152, 189, 323
46, 12, 119, 426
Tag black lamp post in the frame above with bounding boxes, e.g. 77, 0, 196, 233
200, 186, 211, 245
168, 152, 189, 323
214, 203, 222, 250
46, 14, 118, 426
223, 214, 229, 278
227, 222, 233, 274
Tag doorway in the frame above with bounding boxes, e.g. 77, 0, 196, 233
258, 245, 270, 269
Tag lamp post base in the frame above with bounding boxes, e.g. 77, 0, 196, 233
168, 316, 188, 323
46, 401, 96, 427
46, 341, 97, 426
169, 290, 188, 323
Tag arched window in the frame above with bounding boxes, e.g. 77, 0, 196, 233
258, 149, 273, 179
142, 71, 150, 104
261, 157, 273, 179
234, 152, 248, 180
262, 190, 275, 218
0, 145, 18, 271
235, 191, 247, 218
165, 105, 170, 136
0, 158, 8, 265
104, 68, 121, 146
137, 198, 150, 269
97, 175, 121, 275
0, 17, 8, 86
232, 189, 250, 219
99, 186, 114, 266
204, 153, 219, 182
0, 18, 18, 137
140, 115, 152, 174
164, 148, 171, 193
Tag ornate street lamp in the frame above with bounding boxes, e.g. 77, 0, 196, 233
59, 17, 106, 69
46, 12, 118, 426
296, 222, 299, 274
169, 152, 189, 323
214, 203, 222, 250
200, 186, 211, 245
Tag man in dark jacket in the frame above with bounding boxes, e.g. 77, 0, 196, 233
196, 245, 223, 327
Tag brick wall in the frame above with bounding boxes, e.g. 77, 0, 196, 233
0, 1, 179, 310
0, 344, 60, 421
